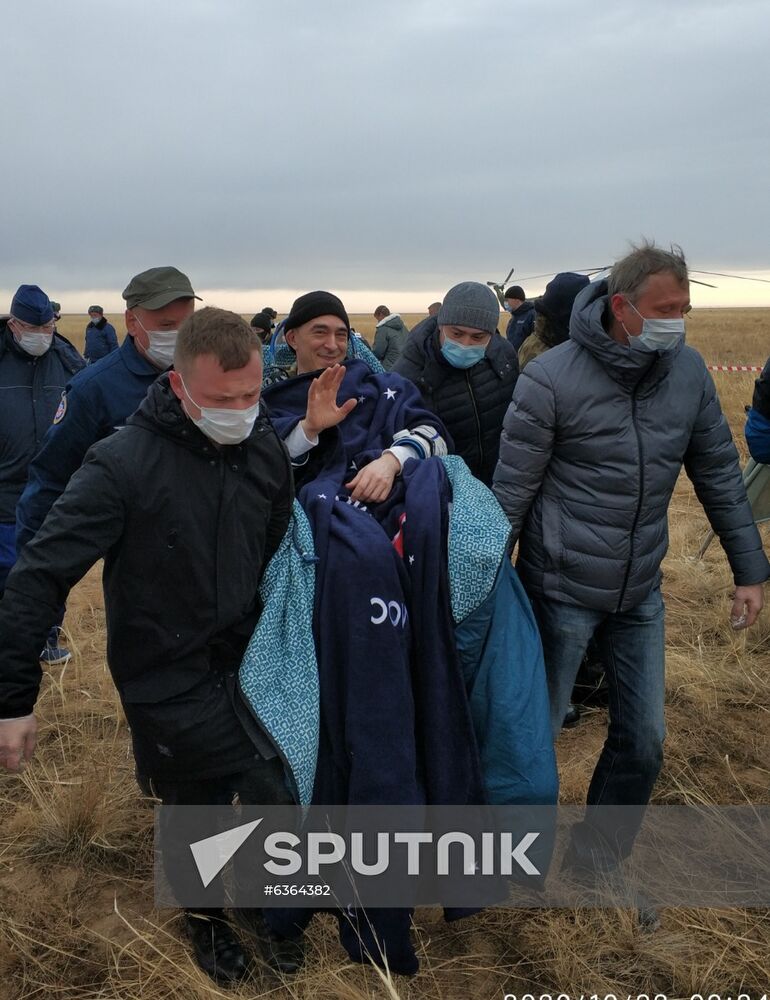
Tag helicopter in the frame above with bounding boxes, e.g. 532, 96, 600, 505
486, 266, 770, 306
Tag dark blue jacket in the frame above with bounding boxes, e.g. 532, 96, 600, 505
16, 335, 161, 547
0, 321, 84, 522
84, 317, 119, 363
504, 300, 536, 351
745, 356, 770, 464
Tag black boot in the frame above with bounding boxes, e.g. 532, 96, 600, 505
184, 911, 248, 984
562, 703, 581, 728
230, 908, 306, 974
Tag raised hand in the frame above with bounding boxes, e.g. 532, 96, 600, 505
301, 364, 357, 438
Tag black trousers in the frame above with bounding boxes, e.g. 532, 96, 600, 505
151, 757, 294, 918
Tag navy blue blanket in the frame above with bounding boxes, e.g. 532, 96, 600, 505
262, 361, 484, 973
262, 360, 481, 807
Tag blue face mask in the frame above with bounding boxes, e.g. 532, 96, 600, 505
625, 301, 685, 352
503, 303, 512, 313
440, 337, 487, 369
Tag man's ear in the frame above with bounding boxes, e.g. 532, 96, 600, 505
125, 309, 137, 337
285, 328, 297, 351
168, 369, 184, 402
609, 293, 628, 323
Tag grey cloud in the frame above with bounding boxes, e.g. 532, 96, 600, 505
1, 0, 768, 296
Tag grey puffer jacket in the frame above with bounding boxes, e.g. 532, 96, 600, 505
492, 280, 770, 612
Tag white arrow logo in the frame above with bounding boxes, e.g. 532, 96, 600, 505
189, 818, 263, 888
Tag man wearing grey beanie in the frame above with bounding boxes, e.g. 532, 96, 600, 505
394, 281, 519, 486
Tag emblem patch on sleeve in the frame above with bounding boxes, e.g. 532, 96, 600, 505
53, 392, 68, 424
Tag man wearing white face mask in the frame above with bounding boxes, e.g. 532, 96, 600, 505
0, 285, 84, 660
16, 267, 199, 556
0, 307, 296, 983
493, 241, 769, 882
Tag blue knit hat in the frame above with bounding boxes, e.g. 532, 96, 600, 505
11, 285, 54, 326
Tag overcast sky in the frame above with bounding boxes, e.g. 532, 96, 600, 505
2, 0, 769, 311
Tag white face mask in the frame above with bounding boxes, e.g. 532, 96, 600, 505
13, 328, 54, 357
179, 377, 260, 446
135, 317, 178, 369
11, 320, 53, 358
625, 301, 685, 352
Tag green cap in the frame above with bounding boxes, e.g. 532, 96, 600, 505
122, 266, 200, 311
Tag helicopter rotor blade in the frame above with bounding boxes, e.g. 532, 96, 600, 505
691, 269, 770, 285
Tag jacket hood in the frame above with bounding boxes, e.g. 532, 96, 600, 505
377, 313, 406, 331
569, 279, 683, 391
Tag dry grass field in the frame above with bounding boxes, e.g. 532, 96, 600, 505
1, 308, 769, 999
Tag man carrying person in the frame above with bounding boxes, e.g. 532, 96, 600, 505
0, 307, 296, 984
493, 241, 769, 873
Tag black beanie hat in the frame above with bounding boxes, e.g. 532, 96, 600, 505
504, 285, 525, 301
284, 290, 350, 333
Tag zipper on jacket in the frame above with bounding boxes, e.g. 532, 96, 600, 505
465, 371, 484, 471
617, 388, 645, 611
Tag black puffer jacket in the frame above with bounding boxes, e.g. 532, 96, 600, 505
393, 317, 519, 485
493, 280, 770, 611
0, 375, 293, 778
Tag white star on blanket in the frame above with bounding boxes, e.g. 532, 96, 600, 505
383, 387, 397, 400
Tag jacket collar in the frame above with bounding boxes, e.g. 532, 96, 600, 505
376, 313, 401, 328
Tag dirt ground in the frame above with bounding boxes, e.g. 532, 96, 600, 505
1, 308, 768, 998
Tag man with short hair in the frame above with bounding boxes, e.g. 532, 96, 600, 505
0, 285, 85, 663
0, 307, 295, 983
493, 241, 769, 869
427, 301, 441, 317
16, 267, 199, 551
371, 304, 410, 370
503, 284, 535, 350
84, 305, 118, 363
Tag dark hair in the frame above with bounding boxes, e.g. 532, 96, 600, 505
174, 307, 261, 373
374, 305, 390, 319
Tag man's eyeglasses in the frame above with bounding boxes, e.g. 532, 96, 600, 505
10, 316, 56, 334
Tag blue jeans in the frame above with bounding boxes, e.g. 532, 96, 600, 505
531, 587, 666, 861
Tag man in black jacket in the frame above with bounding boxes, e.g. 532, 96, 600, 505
0, 307, 297, 983
394, 281, 518, 486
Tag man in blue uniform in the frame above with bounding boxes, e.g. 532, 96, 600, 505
0, 285, 85, 662
84, 305, 118, 363
16, 266, 199, 552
